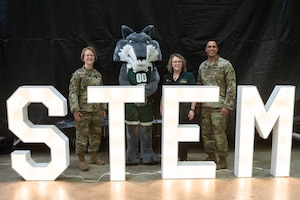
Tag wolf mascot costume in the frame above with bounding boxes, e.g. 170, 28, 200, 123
113, 25, 161, 165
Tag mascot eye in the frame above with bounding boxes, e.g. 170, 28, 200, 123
145, 40, 150, 44
129, 39, 133, 43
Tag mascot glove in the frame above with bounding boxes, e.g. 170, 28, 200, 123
135, 99, 148, 107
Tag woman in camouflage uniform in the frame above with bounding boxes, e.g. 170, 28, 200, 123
69, 46, 107, 171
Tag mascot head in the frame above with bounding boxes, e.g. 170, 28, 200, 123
113, 25, 162, 72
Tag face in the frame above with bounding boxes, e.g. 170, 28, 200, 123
205, 41, 218, 58
171, 56, 183, 72
83, 49, 95, 66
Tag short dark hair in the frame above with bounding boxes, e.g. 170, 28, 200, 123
205, 40, 219, 48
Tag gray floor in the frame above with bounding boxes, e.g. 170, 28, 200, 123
0, 137, 300, 199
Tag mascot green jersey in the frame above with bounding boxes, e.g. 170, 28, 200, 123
113, 25, 161, 165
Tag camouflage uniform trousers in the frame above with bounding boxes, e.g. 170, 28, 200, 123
75, 111, 102, 155
200, 107, 228, 157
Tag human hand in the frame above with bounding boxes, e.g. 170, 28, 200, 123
101, 110, 107, 118
73, 111, 82, 122
188, 110, 195, 121
220, 107, 229, 116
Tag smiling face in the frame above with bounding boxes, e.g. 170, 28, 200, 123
171, 56, 183, 73
205, 41, 219, 60
82, 49, 95, 69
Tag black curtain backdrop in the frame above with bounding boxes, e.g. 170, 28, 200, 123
1, 0, 300, 130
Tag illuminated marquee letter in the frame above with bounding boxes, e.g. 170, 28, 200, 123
234, 85, 295, 177
161, 86, 219, 179
6, 86, 69, 181
88, 86, 144, 181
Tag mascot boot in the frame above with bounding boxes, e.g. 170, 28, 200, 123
126, 125, 140, 165
139, 125, 160, 165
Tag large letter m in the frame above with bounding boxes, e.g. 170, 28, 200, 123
234, 85, 295, 177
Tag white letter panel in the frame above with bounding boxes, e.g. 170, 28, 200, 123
6, 86, 69, 181
88, 86, 144, 181
234, 85, 295, 177
161, 86, 219, 179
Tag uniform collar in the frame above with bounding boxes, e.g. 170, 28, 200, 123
205, 56, 220, 67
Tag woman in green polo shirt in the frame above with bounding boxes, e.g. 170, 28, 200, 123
161, 53, 197, 161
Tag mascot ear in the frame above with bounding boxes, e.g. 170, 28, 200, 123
141, 25, 154, 38
121, 25, 134, 39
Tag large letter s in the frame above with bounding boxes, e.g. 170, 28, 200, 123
6, 86, 69, 181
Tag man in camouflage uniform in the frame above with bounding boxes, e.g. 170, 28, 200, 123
69, 46, 107, 171
197, 40, 236, 170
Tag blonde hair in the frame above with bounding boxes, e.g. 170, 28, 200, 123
166, 53, 187, 73
80, 46, 97, 62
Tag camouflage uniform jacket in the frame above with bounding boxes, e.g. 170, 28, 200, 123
68, 66, 107, 113
197, 56, 236, 110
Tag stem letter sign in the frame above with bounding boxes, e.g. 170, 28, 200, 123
6, 85, 295, 181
